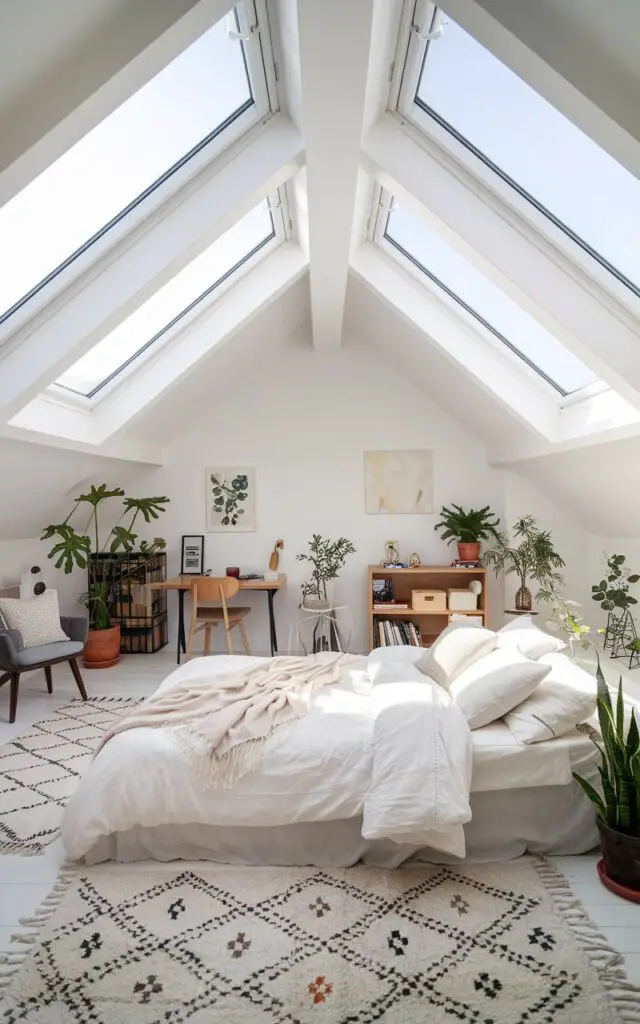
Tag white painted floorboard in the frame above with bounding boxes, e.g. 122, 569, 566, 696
1, 652, 639, 985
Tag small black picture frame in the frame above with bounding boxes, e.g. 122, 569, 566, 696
181, 535, 205, 575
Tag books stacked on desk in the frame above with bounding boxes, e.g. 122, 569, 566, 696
449, 559, 482, 569
375, 618, 422, 647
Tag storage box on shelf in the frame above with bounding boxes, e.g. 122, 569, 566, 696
368, 564, 488, 651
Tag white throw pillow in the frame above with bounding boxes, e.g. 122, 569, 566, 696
449, 648, 551, 730
0, 590, 69, 648
416, 621, 496, 688
367, 646, 425, 670
497, 615, 565, 660
367, 660, 426, 686
504, 652, 596, 743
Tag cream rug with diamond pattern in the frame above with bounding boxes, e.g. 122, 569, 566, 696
0, 697, 142, 855
2, 857, 639, 1022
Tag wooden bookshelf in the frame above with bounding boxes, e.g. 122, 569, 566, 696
368, 564, 488, 651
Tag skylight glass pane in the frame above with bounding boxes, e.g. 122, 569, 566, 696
385, 203, 599, 394
55, 200, 274, 396
416, 15, 640, 294
0, 8, 252, 324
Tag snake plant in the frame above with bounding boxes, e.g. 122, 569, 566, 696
574, 657, 640, 834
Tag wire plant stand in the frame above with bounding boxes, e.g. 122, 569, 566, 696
289, 603, 352, 655
603, 609, 640, 670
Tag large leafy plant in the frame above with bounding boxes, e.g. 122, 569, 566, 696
592, 554, 639, 615
297, 534, 356, 603
434, 504, 500, 545
483, 514, 565, 601
574, 659, 640, 835
42, 484, 169, 630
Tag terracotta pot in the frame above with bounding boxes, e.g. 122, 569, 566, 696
83, 625, 121, 669
457, 542, 480, 562
598, 818, 640, 893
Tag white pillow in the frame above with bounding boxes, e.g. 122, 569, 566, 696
367, 646, 425, 670
497, 615, 565, 660
416, 621, 496, 688
504, 652, 596, 743
0, 590, 69, 648
367, 660, 426, 686
449, 648, 551, 730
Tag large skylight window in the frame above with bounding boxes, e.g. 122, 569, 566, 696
382, 200, 599, 395
403, 10, 640, 297
54, 199, 276, 397
0, 3, 272, 326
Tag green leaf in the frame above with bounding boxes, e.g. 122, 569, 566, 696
42, 526, 91, 573
109, 526, 137, 553
627, 709, 640, 762
573, 773, 606, 818
75, 484, 125, 507
616, 679, 625, 743
629, 575, 640, 584
123, 496, 170, 523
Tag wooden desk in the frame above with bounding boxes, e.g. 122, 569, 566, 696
150, 575, 287, 663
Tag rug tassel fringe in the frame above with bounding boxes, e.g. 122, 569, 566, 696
0, 840, 47, 858
0, 862, 78, 991
536, 856, 640, 1023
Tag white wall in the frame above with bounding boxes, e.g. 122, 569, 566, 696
141, 338, 505, 654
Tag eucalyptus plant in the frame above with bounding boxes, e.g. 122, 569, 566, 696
42, 484, 169, 630
297, 534, 356, 603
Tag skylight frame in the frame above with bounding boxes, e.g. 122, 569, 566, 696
0, 0, 279, 342
50, 187, 290, 406
390, 0, 640, 313
369, 184, 602, 399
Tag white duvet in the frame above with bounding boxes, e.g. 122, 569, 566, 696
62, 655, 473, 861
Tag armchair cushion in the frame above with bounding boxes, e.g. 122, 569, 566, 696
13, 640, 84, 668
60, 616, 89, 644
0, 628, 24, 668
0, 591, 69, 648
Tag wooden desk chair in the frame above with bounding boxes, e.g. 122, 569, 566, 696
186, 577, 251, 660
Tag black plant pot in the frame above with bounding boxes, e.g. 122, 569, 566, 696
597, 818, 640, 891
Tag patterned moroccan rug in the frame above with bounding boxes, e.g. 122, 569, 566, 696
0, 697, 142, 855
1, 857, 639, 1022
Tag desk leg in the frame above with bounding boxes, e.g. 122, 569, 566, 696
267, 590, 278, 656
177, 590, 186, 665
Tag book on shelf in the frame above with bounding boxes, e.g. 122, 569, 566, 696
372, 602, 409, 612
375, 617, 422, 647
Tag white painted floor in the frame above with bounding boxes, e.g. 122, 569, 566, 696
1, 648, 640, 985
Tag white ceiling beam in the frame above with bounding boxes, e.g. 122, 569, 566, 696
296, 0, 377, 349
351, 243, 558, 440
0, 423, 162, 465
0, 115, 304, 420
442, 0, 640, 177
11, 243, 309, 446
362, 115, 640, 400
0, 0, 232, 206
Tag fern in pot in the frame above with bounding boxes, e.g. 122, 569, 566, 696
434, 504, 501, 562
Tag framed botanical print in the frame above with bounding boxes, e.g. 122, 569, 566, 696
181, 535, 205, 574
206, 468, 256, 532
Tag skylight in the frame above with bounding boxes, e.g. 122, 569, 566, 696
0, 4, 269, 326
382, 201, 599, 395
407, 11, 640, 296
55, 199, 276, 397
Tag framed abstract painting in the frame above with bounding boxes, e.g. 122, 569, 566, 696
364, 450, 433, 514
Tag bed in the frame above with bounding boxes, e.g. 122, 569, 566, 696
61, 651, 599, 867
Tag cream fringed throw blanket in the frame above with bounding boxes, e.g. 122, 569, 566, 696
95, 653, 357, 786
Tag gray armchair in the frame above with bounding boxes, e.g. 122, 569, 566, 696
0, 615, 89, 723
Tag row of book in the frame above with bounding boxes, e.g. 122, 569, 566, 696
375, 618, 422, 647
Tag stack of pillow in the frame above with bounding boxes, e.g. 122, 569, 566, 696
369, 616, 596, 743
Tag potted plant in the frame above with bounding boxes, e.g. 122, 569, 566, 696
592, 554, 639, 660
297, 534, 356, 609
42, 484, 169, 668
434, 504, 501, 562
574, 662, 640, 896
483, 514, 565, 612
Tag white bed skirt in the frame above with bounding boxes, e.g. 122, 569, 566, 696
85, 777, 598, 867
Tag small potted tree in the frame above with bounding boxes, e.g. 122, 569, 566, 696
297, 534, 356, 610
483, 514, 565, 612
434, 504, 501, 563
42, 485, 169, 668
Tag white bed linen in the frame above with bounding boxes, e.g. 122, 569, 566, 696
62, 655, 595, 862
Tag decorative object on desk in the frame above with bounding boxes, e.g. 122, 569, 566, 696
206, 467, 255, 532
364, 450, 433, 514
434, 503, 500, 563
384, 540, 400, 564
592, 553, 639, 662
41, 484, 169, 668
408, 551, 421, 568
226, 567, 240, 578
19, 565, 47, 599
269, 539, 284, 571
297, 534, 356, 609
483, 515, 565, 613
180, 535, 204, 575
